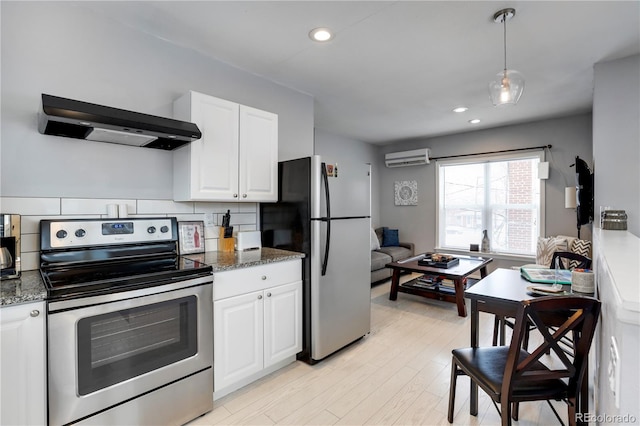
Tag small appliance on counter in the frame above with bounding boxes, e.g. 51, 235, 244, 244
236, 231, 262, 251
0, 214, 21, 279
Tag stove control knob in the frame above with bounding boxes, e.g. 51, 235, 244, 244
75, 229, 86, 238
55, 230, 68, 239
147, 226, 157, 234
160, 226, 169, 233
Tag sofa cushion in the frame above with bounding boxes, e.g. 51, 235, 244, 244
376, 245, 412, 262
371, 250, 392, 271
382, 228, 400, 247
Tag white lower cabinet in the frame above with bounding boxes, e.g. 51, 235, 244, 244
0, 301, 46, 426
213, 260, 302, 399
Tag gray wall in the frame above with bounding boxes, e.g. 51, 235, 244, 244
314, 129, 380, 226
376, 114, 593, 255
593, 55, 640, 237
0, 2, 314, 200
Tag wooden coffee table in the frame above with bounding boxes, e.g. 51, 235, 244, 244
386, 253, 493, 317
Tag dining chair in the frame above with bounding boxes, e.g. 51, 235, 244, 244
492, 251, 592, 347
448, 295, 601, 426
550, 251, 592, 270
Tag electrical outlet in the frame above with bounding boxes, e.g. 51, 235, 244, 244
608, 336, 620, 409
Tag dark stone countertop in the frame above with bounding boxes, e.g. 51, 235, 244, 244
1, 270, 47, 307
1, 248, 304, 307
183, 247, 305, 273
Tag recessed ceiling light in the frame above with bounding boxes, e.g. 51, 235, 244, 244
452, 106, 468, 113
469, 119, 481, 124
309, 27, 333, 42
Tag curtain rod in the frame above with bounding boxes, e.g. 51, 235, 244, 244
430, 144, 552, 161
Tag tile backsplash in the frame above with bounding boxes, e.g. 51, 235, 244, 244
0, 197, 258, 272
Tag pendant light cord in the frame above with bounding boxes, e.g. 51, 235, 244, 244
503, 13, 508, 71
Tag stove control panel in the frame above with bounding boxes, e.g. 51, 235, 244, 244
42, 218, 176, 249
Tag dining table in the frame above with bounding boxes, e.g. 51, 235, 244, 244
464, 267, 594, 422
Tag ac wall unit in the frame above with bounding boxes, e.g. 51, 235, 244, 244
385, 148, 430, 168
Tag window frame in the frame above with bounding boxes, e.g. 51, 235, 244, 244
435, 150, 546, 256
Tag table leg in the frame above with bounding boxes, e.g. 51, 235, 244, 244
389, 269, 401, 300
470, 299, 479, 416
454, 277, 467, 317
480, 265, 488, 278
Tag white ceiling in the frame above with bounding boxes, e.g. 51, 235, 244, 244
83, 1, 639, 145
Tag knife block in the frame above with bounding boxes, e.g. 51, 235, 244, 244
219, 227, 235, 252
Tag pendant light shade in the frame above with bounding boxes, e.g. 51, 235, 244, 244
489, 69, 525, 105
489, 8, 524, 106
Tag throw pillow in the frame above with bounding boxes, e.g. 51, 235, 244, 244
570, 239, 592, 269
536, 236, 569, 267
382, 228, 400, 247
370, 228, 380, 251
375, 227, 385, 247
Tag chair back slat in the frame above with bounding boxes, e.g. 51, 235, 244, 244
502, 296, 600, 400
550, 251, 592, 270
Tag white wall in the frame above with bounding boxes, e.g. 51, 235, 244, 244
593, 55, 640, 237
376, 114, 593, 262
0, 2, 314, 200
314, 129, 380, 226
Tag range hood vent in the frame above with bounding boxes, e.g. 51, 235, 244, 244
38, 94, 202, 150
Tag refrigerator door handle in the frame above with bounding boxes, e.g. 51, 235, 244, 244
321, 162, 331, 276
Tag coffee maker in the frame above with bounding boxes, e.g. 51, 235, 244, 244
0, 214, 21, 279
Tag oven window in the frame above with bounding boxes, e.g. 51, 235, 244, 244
77, 296, 197, 395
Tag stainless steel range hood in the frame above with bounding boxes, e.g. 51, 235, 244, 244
38, 94, 202, 150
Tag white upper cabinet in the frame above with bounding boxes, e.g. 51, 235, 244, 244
173, 91, 278, 202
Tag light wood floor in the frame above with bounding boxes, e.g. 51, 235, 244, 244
190, 274, 570, 426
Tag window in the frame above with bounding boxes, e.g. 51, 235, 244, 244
436, 151, 544, 256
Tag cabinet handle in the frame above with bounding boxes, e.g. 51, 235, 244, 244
267, 292, 272, 297
257, 295, 263, 300
242, 194, 247, 198
261, 275, 267, 280
30, 310, 40, 317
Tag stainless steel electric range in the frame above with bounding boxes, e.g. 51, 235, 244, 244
40, 217, 213, 426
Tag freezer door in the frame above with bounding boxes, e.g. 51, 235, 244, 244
310, 217, 371, 361
311, 156, 371, 219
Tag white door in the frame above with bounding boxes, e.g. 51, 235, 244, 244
239, 105, 278, 202
264, 281, 302, 367
190, 92, 240, 200
0, 302, 46, 426
214, 291, 263, 390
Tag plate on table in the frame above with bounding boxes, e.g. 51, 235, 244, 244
526, 285, 569, 297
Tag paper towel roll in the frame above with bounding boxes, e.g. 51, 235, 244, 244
107, 204, 118, 218
118, 204, 128, 218
571, 270, 594, 293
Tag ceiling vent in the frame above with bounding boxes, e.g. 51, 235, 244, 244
38, 94, 202, 150
385, 148, 430, 168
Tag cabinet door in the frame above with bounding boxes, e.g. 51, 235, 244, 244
263, 281, 302, 367
0, 302, 46, 426
214, 291, 263, 391
239, 105, 278, 202
189, 92, 240, 201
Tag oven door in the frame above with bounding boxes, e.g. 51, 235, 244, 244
47, 275, 213, 426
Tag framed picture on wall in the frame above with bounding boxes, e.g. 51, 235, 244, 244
394, 180, 418, 206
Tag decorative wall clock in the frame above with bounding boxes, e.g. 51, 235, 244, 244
394, 180, 418, 206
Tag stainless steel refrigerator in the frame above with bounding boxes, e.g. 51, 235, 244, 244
260, 155, 371, 363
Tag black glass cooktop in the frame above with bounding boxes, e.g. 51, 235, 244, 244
41, 255, 212, 301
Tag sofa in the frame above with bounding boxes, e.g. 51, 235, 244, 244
370, 227, 415, 284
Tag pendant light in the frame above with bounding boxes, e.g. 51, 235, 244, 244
488, 8, 524, 106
